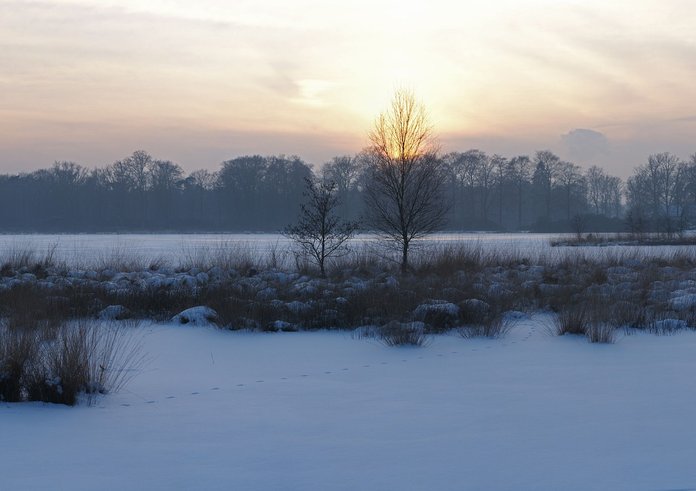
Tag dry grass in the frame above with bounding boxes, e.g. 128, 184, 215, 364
0, 320, 145, 405
0, 243, 61, 277
354, 321, 429, 347
459, 315, 514, 339
0, 328, 38, 402
585, 322, 616, 344
3, 241, 696, 343
554, 306, 589, 336
179, 241, 280, 275
551, 233, 696, 248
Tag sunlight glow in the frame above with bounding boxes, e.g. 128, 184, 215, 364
1, 0, 695, 173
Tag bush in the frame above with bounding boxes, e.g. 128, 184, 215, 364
378, 321, 428, 347
354, 321, 428, 347
0, 320, 144, 405
0, 328, 38, 402
585, 321, 616, 344
646, 317, 686, 336
459, 315, 512, 339
554, 306, 588, 336
414, 301, 460, 333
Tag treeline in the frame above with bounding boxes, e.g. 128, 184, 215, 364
625, 153, 696, 236
0, 149, 693, 232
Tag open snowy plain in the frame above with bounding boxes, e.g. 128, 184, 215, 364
3, 232, 696, 267
3, 316, 696, 491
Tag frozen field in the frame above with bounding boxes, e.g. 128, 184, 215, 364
2, 232, 696, 267
3, 317, 696, 491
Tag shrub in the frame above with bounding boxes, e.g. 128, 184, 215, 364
646, 317, 686, 336
0, 320, 144, 405
0, 328, 38, 402
459, 315, 512, 339
354, 321, 428, 347
585, 321, 616, 344
554, 306, 588, 336
378, 321, 428, 347
414, 301, 460, 333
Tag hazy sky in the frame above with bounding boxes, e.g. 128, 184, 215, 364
2, 0, 695, 176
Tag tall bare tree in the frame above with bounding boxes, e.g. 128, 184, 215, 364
586, 166, 623, 217
364, 89, 449, 271
532, 150, 561, 220
627, 152, 686, 236
556, 161, 585, 220
507, 155, 531, 228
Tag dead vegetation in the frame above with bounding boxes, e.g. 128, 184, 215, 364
0, 319, 144, 405
2, 243, 696, 341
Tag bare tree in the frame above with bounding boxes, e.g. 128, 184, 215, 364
493, 154, 508, 228
570, 214, 588, 240
507, 155, 531, 228
476, 152, 497, 224
556, 161, 586, 220
109, 150, 153, 192
364, 89, 449, 271
321, 156, 361, 195
586, 165, 606, 215
628, 153, 686, 236
285, 178, 359, 277
148, 160, 183, 192
586, 165, 623, 217
532, 150, 561, 220
321, 155, 363, 220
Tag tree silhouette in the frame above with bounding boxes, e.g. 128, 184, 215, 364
364, 89, 449, 271
284, 178, 359, 277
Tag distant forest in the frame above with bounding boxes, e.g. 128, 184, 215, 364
0, 149, 694, 233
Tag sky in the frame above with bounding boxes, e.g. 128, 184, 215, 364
1, 0, 695, 177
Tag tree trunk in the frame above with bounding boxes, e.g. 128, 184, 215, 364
401, 241, 409, 272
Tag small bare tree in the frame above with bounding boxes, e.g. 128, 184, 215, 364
570, 213, 588, 240
284, 178, 359, 277
364, 89, 449, 271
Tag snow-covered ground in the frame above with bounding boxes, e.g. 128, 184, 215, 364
3, 317, 696, 491
3, 232, 696, 267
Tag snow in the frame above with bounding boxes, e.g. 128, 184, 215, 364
4, 232, 696, 268
170, 306, 219, 326
413, 301, 460, 319
669, 293, 696, 311
3, 317, 696, 490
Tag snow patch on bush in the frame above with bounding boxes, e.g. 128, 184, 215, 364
171, 306, 219, 326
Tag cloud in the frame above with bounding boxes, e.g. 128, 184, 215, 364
561, 129, 610, 163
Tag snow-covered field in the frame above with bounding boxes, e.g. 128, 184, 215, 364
3, 317, 696, 491
3, 232, 696, 267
